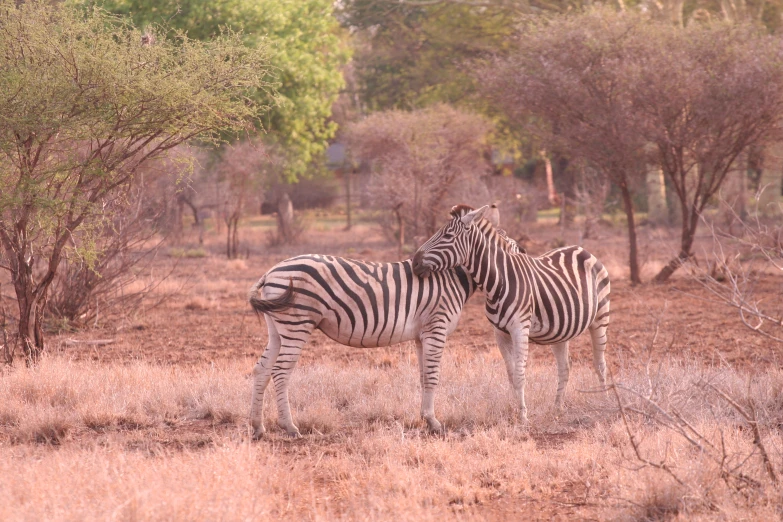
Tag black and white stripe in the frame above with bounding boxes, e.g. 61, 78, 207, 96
248, 209, 520, 438
413, 204, 611, 420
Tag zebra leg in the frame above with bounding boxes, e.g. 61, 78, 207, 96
509, 321, 532, 422
494, 328, 515, 387
414, 339, 426, 396
550, 341, 570, 410
250, 315, 282, 440
270, 324, 314, 438
418, 335, 446, 433
589, 322, 608, 391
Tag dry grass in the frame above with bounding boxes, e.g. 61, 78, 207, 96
0, 350, 780, 520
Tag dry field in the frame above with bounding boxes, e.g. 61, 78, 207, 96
1, 216, 782, 521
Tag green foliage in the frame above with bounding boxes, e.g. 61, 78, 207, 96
342, 0, 516, 112
0, 0, 272, 359
74, 0, 350, 177
0, 0, 270, 245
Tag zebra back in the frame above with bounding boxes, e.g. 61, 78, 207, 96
251, 255, 476, 348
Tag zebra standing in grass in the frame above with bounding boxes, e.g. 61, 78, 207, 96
248, 206, 520, 439
412, 204, 610, 421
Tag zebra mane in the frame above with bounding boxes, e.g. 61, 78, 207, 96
449, 204, 475, 218
448, 203, 521, 253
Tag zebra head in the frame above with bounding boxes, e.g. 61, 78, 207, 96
412, 204, 493, 278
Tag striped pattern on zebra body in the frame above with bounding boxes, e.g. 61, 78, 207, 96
248, 207, 521, 439
412, 204, 611, 421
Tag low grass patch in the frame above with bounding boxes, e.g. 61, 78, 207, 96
0, 353, 780, 520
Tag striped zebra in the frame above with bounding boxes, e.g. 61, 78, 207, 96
248, 207, 520, 439
412, 204, 610, 421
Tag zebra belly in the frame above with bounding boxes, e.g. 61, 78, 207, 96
316, 316, 422, 348
528, 304, 596, 345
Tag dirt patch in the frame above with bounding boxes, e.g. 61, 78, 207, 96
48, 253, 783, 374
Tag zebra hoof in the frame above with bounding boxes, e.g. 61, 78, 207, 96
251, 425, 266, 441
425, 418, 444, 434
284, 428, 302, 439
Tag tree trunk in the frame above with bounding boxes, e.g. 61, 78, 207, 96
16, 288, 45, 365
226, 213, 239, 258
232, 216, 239, 258
759, 141, 783, 216
12, 255, 53, 365
654, 197, 698, 283
1, 228, 71, 365
646, 166, 668, 225
619, 183, 642, 285
542, 151, 559, 207
0, 284, 13, 365
277, 193, 294, 244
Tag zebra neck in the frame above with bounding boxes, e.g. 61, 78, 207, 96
465, 227, 508, 298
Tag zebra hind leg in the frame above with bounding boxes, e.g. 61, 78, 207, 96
588, 322, 608, 393
550, 341, 570, 410
417, 335, 446, 434
270, 323, 314, 438
250, 315, 283, 440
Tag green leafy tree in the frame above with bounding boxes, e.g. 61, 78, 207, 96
75, 0, 349, 176
0, 1, 272, 363
341, 0, 517, 112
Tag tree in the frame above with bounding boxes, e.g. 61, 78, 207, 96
480, 9, 648, 284
0, 1, 272, 363
76, 0, 349, 177
215, 140, 282, 258
630, 23, 783, 282
339, 0, 517, 112
344, 105, 492, 252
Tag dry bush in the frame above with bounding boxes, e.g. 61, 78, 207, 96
44, 153, 186, 330
607, 318, 783, 518
344, 105, 492, 251
483, 176, 547, 246
686, 195, 783, 343
265, 204, 310, 247
215, 139, 280, 258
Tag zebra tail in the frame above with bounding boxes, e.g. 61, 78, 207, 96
248, 276, 295, 314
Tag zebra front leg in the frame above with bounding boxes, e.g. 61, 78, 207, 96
509, 321, 532, 422
250, 315, 282, 440
494, 328, 515, 387
550, 341, 570, 410
418, 335, 446, 433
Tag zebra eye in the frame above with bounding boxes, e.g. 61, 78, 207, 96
443, 232, 454, 240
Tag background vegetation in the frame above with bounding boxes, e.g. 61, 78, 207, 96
0, 1, 782, 519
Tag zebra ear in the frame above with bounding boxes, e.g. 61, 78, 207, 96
486, 204, 500, 227
461, 205, 489, 226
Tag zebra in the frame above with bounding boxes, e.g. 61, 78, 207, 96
412, 204, 610, 421
248, 206, 521, 439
